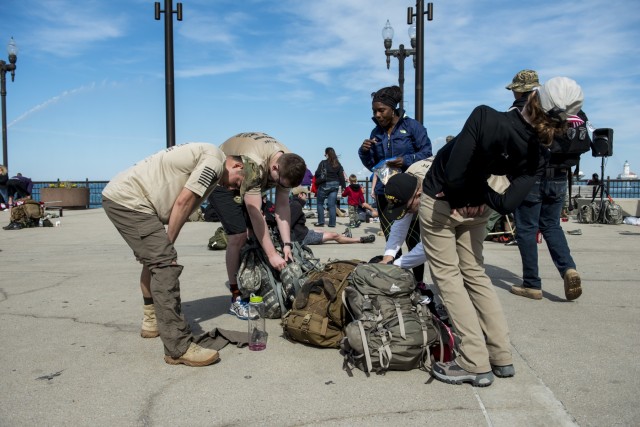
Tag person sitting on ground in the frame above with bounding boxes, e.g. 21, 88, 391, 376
357, 201, 378, 223
290, 186, 375, 245
341, 174, 365, 228
102, 143, 246, 367
261, 192, 276, 228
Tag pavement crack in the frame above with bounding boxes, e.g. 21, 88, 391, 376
0, 312, 135, 333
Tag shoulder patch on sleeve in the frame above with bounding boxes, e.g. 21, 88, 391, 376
197, 166, 218, 188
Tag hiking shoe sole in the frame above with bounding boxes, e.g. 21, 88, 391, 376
492, 364, 515, 378
432, 361, 494, 387
164, 352, 220, 367
564, 269, 582, 301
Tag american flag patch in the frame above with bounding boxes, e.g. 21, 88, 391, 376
566, 114, 584, 128
198, 166, 217, 187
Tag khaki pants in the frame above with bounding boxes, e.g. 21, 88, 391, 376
103, 198, 192, 358
419, 195, 512, 373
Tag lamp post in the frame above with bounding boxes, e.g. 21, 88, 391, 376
408, 1, 433, 124
154, 0, 183, 148
1, 37, 17, 170
383, 2, 433, 124
382, 20, 414, 119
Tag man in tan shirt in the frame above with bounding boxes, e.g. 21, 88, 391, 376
102, 143, 245, 367
211, 132, 307, 319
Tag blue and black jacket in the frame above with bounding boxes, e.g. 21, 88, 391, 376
358, 115, 432, 195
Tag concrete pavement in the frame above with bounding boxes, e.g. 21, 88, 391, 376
0, 208, 638, 426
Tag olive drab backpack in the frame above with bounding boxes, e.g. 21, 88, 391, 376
207, 226, 228, 250
9, 200, 43, 227
281, 260, 362, 348
340, 263, 439, 375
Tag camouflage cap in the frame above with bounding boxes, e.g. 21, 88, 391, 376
505, 69, 539, 92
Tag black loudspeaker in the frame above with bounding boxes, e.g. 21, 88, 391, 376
591, 128, 614, 157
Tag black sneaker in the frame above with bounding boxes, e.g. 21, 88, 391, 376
343, 227, 352, 238
360, 234, 375, 244
432, 360, 494, 387
313, 222, 325, 227
3, 222, 23, 230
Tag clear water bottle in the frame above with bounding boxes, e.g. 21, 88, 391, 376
248, 294, 268, 351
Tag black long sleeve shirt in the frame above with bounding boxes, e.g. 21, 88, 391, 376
423, 105, 546, 215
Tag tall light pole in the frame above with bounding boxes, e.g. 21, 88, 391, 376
154, 0, 183, 148
1, 37, 17, 170
408, 1, 433, 124
383, 2, 433, 124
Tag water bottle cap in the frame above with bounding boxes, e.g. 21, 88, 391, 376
249, 294, 263, 303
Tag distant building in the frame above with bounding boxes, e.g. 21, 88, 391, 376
617, 160, 638, 180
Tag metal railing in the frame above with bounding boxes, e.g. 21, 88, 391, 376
25, 177, 638, 210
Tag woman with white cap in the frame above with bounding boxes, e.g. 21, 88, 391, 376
416, 77, 584, 387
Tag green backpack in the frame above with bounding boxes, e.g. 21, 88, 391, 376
341, 263, 438, 375
207, 226, 228, 250
281, 260, 362, 348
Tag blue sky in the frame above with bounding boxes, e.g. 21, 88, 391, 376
1, 0, 639, 181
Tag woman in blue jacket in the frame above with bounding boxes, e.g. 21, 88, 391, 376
358, 85, 432, 282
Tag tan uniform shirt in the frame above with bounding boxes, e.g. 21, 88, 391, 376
406, 157, 434, 181
219, 132, 290, 196
102, 143, 225, 223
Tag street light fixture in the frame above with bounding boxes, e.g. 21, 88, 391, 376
383, 1, 433, 124
382, 20, 415, 119
1, 37, 18, 170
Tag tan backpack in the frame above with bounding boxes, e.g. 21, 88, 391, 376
281, 260, 362, 348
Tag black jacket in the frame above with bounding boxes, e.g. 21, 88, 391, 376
423, 105, 546, 215
289, 197, 309, 243
314, 160, 346, 188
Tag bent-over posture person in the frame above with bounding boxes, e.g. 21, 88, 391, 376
102, 143, 245, 367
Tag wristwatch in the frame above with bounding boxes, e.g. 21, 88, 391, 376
283, 242, 293, 248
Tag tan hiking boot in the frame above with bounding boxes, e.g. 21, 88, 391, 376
141, 304, 160, 338
510, 285, 542, 300
164, 342, 220, 367
564, 269, 582, 301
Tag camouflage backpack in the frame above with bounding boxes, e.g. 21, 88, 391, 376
9, 200, 43, 227
237, 238, 321, 319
